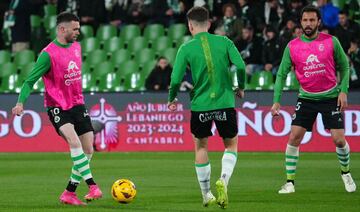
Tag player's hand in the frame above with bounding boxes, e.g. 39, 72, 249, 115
271, 102, 281, 116
167, 98, 178, 112
12, 103, 24, 116
235, 88, 244, 98
337, 92, 348, 112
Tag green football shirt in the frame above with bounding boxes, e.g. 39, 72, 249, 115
168, 32, 246, 111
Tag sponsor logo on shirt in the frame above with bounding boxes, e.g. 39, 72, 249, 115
303, 54, 326, 77
64, 60, 81, 86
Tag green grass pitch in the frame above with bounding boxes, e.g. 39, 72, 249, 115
0, 152, 359, 211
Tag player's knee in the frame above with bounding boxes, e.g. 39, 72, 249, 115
63, 134, 81, 147
333, 137, 346, 147
223, 136, 237, 150
288, 132, 303, 144
83, 147, 94, 155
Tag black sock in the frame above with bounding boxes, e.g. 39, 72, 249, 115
86, 178, 96, 186
341, 171, 350, 175
287, 180, 295, 185
66, 181, 79, 192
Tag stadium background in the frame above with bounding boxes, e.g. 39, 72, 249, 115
0, 0, 359, 152
0, 1, 360, 211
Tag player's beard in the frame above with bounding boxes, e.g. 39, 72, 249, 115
302, 26, 318, 37
65, 33, 77, 43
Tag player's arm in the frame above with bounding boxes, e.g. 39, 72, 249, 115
226, 37, 246, 92
272, 46, 292, 116
168, 45, 187, 111
333, 36, 350, 111
12, 52, 50, 116
333, 36, 349, 92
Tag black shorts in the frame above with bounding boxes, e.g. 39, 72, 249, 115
191, 108, 238, 139
291, 98, 344, 131
47, 105, 94, 136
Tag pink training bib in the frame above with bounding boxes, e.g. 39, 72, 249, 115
42, 41, 84, 110
289, 32, 337, 93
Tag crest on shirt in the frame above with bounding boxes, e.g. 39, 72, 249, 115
75, 49, 80, 58
319, 43, 324, 51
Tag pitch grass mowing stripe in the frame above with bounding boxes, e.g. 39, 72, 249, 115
0, 152, 359, 211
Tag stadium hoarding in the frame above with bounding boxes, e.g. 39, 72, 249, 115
0, 91, 359, 152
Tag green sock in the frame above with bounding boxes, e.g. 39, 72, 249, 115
336, 142, 350, 173
285, 144, 299, 181
70, 148, 93, 181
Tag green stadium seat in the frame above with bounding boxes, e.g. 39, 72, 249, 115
86, 49, 107, 67
124, 72, 146, 91
120, 24, 141, 44
0, 74, 18, 93
111, 49, 131, 66
176, 35, 192, 48
0, 63, 17, 93
80, 25, 94, 40
98, 73, 123, 92
30, 15, 42, 29
134, 48, 155, 65
93, 61, 115, 80
81, 37, 100, 55
0, 50, 11, 64
49, 27, 57, 39
31, 26, 48, 54
159, 48, 178, 65
14, 50, 35, 68
141, 60, 156, 78
82, 72, 93, 92
127, 36, 148, 54
0, 62, 17, 78
117, 60, 139, 76
43, 15, 57, 33
144, 24, 165, 42
249, 71, 274, 90
96, 25, 117, 42
168, 23, 187, 41
152, 36, 172, 53
104, 37, 125, 54
43, 4, 57, 16
18, 62, 35, 82
82, 61, 91, 73
284, 71, 299, 90
88, 62, 115, 92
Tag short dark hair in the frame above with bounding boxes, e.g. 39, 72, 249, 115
187, 6, 209, 23
339, 10, 348, 16
301, 5, 321, 20
56, 12, 80, 26
222, 3, 236, 15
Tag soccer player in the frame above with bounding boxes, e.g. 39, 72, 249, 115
12, 12, 102, 205
271, 5, 356, 194
167, 6, 246, 208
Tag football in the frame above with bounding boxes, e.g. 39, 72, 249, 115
111, 179, 137, 203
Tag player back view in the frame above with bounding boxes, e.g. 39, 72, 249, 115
168, 6, 246, 208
